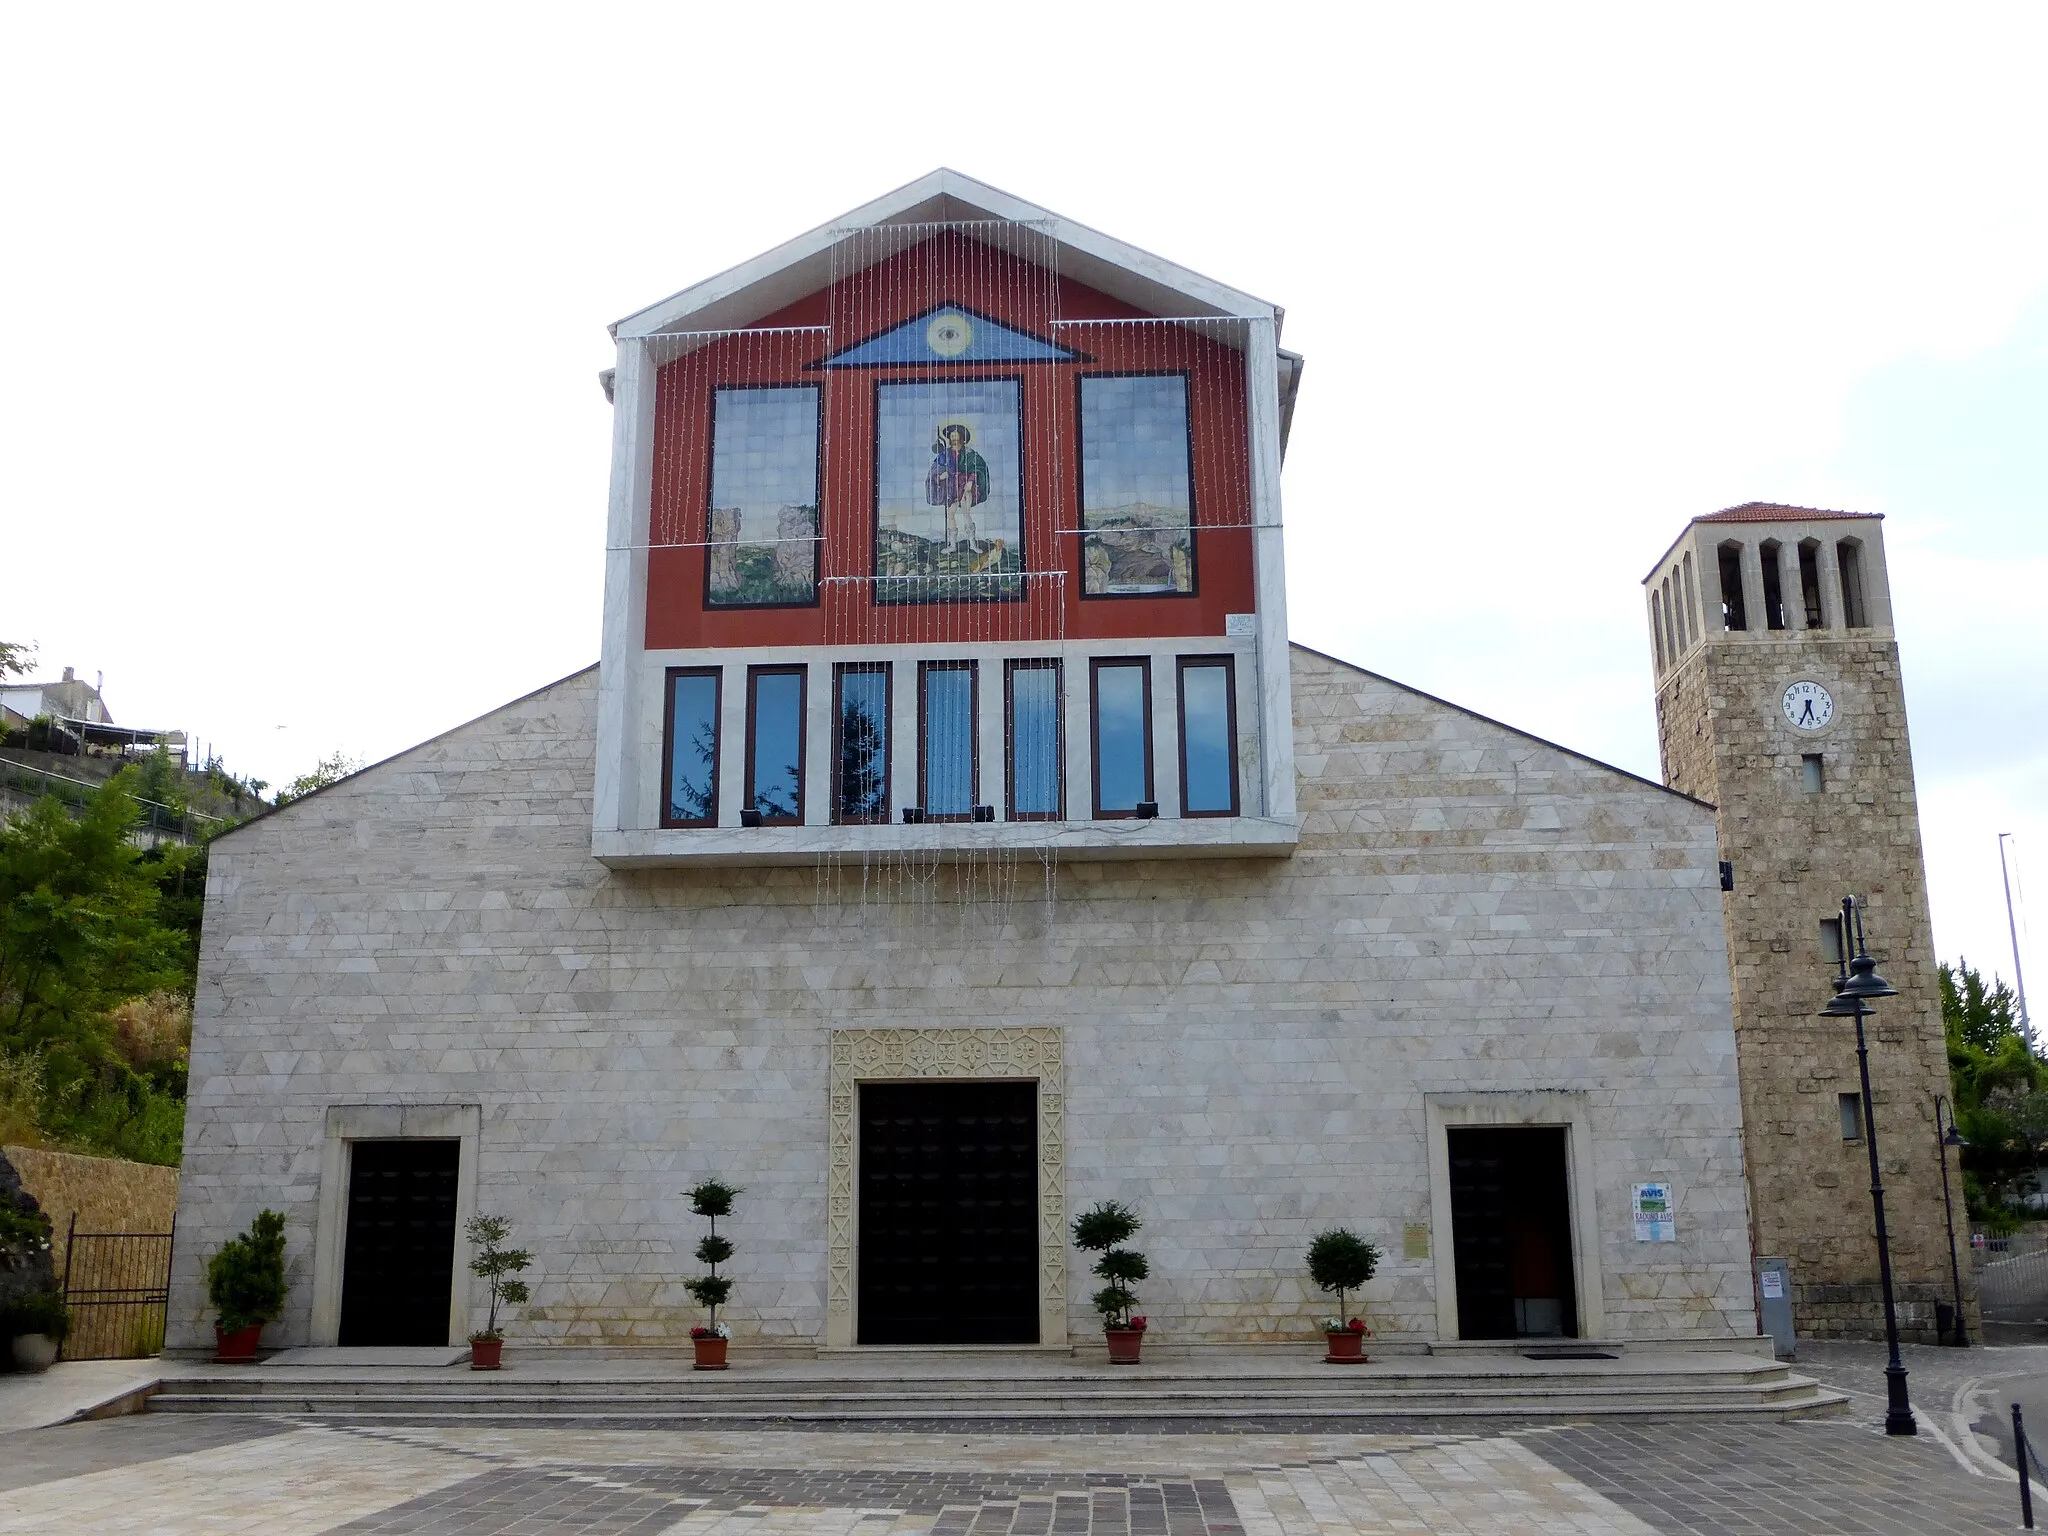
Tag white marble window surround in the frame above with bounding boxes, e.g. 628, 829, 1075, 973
600, 636, 1294, 866
309, 1104, 482, 1348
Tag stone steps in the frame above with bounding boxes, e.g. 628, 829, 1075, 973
149, 1358, 1847, 1424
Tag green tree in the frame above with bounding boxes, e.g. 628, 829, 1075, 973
683, 1179, 738, 1329
275, 751, 362, 806
0, 641, 33, 679
1072, 1200, 1148, 1327
0, 776, 188, 1076
0, 773, 196, 1164
1942, 958, 2041, 1228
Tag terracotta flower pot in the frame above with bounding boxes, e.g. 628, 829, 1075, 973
692, 1335, 729, 1371
470, 1337, 503, 1370
1105, 1327, 1144, 1364
1324, 1329, 1366, 1364
11, 1333, 60, 1372
213, 1323, 262, 1362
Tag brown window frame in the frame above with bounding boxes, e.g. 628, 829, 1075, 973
1176, 655, 1240, 818
743, 664, 807, 826
659, 666, 722, 830
830, 663, 892, 825
917, 660, 979, 822
1003, 659, 1064, 822
1089, 656, 1154, 819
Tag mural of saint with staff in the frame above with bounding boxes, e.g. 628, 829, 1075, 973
925, 422, 989, 550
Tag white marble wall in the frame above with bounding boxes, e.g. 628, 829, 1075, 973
170, 647, 1755, 1350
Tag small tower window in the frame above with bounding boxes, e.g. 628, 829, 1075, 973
1837, 540, 1868, 628
1682, 551, 1701, 644
1717, 541, 1748, 631
1760, 540, 1787, 630
1801, 753, 1824, 794
1650, 590, 1667, 672
1797, 540, 1825, 628
1661, 577, 1679, 663
1819, 915, 1844, 964
1839, 1092, 1863, 1141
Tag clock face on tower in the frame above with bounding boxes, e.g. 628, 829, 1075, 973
1782, 680, 1836, 732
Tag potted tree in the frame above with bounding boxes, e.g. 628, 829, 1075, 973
1072, 1201, 1149, 1364
3, 1290, 70, 1371
1306, 1228, 1381, 1363
464, 1215, 532, 1370
683, 1179, 737, 1370
205, 1210, 287, 1361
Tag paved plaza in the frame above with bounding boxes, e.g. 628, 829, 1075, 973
1, 1364, 2042, 1536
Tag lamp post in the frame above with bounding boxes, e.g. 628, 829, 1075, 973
1934, 1096, 1969, 1348
1822, 894, 1917, 1436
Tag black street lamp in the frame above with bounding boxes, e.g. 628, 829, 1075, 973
1821, 893, 1917, 1436
1934, 1095, 1969, 1347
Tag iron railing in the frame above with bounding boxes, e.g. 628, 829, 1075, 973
58, 1216, 174, 1361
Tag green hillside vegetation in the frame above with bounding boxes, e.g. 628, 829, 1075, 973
1942, 958, 2046, 1233
0, 771, 226, 1164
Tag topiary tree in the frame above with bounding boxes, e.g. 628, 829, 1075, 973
1305, 1228, 1381, 1324
464, 1215, 532, 1342
683, 1179, 738, 1333
1072, 1200, 1148, 1328
206, 1210, 287, 1334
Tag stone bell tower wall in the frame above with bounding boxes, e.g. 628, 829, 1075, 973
1649, 508, 1970, 1341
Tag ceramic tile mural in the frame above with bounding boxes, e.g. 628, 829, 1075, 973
707, 385, 820, 606
874, 378, 1024, 603
1078, 374, 1195, 595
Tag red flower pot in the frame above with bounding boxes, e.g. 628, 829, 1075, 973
470, 1337, 503, 1370
213, 1323, 262, 1362
692, 1335, 729, 1371
1105, 1327, 1144, 1364
1324, 1329, 1367, 1364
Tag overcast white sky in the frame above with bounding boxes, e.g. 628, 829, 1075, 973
3, 4, 2043, 997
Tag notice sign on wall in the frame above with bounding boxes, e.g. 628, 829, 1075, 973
1633, 1182, 1676, 1242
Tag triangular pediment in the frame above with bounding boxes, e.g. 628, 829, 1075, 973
811, 303, 1085, 370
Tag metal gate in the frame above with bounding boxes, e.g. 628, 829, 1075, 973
59, 1217, 174, 1360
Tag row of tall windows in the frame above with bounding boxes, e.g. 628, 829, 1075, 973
661, 657, 1240, 828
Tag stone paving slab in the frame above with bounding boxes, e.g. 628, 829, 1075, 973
0, 1358, 165, 1431
0, 1412, 2032, 1533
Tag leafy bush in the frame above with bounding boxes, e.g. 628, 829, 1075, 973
683, 1179, 738, 1329
1072, 1200, 1148, 1328
1305, 1228, 1381, 1323
465, 1215, 532, 1342
1, 1288, 70, 1343
205, 1210, 287, 1333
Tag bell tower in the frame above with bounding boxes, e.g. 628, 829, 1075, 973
1646, 502, 1967, 1340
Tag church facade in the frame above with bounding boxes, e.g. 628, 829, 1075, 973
168, 173, 1761, 1353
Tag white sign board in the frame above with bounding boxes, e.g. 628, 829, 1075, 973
1632, 1182, 1676, 1242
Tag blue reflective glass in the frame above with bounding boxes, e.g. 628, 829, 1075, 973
1180, 662, 1235, 814
749, 671, 803, 821
667, 672, 719, 824
1094, 663, 1149, 813
922, 667, 975, 816
1009, 665, 1060, 817
836, 669, 889, 820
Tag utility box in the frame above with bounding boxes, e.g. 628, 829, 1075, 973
1756, 1257, 1796, 1359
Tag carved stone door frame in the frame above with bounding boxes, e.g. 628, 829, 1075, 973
827, 1027, 1066, 1348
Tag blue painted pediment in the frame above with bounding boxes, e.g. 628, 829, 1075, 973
814, 305, 1084, 369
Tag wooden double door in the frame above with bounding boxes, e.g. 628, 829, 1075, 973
858, 1081, 1039, 1344
338, 1139, 460, 1346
